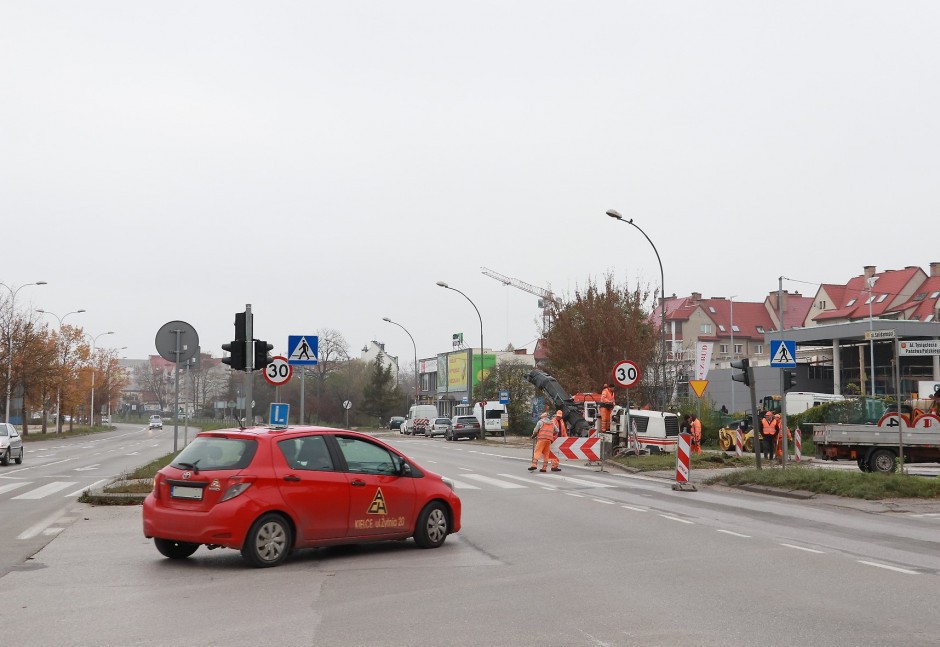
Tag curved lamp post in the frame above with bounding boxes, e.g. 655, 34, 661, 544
37, 308, 86, 432
1, 281, 47, 423
436, 281, 484, 438
382, 317, 419, 407
86, 331, 114, 426
606, 209, 668, 409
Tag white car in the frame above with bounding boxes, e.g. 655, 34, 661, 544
0, 423, 24, 466
149, 416, 163, 430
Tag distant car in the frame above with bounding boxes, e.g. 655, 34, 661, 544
428, 417, 452, 438
101, 415, 111, 424
0, 423, 24, 466
447, 416, 481, 441
149, 416, 163, 430
388, 416, 406, 431
142, 426, 462, 567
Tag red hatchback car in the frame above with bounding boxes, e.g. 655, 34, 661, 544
142, 427, 462, 567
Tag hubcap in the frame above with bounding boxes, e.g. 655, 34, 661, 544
426, 508, 447, 543
255, 521, 287, 562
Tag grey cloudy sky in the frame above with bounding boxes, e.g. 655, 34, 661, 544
3, 2, 939, 365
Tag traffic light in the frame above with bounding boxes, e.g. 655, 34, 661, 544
731, 358, 751, 387
783, 369, 798, 391
222, 340, 247, 371
253, 339, 274, 371
234, 311, 247, 341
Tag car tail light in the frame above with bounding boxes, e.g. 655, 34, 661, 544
220, 476, 255, 502
152, 473, 165, 500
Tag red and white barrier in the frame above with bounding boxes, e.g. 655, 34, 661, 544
735, 429, 744, 457
675, 432, 691, 484
794, 429, 802, 462
550, 437, 601, 461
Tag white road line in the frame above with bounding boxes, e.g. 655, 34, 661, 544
659, 514, 693, 525
458, 467, 473, 471
66, 480, 108, 497
13, 482, 79, 500
858, 560, 920, 575
497, 473, 558, 489
621, 505, 647, 512
780, 543, 825, 554
592, 499, 616, 505
555, 475, 614, 488
0, 482, 31, 495
446, 479, 481, 490
18, 508, 72, 540
716, 529, 750, 538
565, 492, 585, 498
462, 474, 527, 489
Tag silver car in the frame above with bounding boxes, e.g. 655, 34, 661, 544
428, 417, 452, 438
0, 423, 24, 466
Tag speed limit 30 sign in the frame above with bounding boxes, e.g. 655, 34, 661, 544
611, 360, 641, 389
264, 356, 294, 386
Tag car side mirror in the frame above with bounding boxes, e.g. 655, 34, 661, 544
398, 463, 412, 477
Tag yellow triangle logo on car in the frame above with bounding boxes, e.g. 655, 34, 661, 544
367, 488, 388, 515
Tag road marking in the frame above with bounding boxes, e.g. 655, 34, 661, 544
780, 543, 825, 554
462, 474, 527, 489
565, 492, 585, 498
592, 498, 616, 505
458, 467, 473, 471
858, 560, 920, 575
659, 514, 693, 525
66, 480, 108, 497
13, 482, 79, 500
497, 474, 558, 489
621, 505, 647, 512
446, 479, 481, 490
716, 529, 750, 538
18, 508, 73, 540
554, 475, 614, 488
0, 482, 31, 495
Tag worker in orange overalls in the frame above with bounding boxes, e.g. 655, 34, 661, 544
599, 383, 615, 432
760, 411, 778, 461
774, 414, 792, 462
690, 414, 702, 455
549, 410, 568, 471
529, 411, 559, 472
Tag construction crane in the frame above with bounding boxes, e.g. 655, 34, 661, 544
480, 267, 555, 332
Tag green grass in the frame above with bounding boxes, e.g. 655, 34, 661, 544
706, 464, 940, 500
611, 451, 755, 472
101, 453, 177, 494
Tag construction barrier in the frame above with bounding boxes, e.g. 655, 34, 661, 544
675, 432, 691, 484
551, 437, 602, 461
795, 429, 802, 462
735, 428, 744, 457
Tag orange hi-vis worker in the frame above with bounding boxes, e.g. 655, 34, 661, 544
529, 412, 559, 473
690, 415, 702, 455
760, 411, 778, 460
774, 414, 792, 460
550, 410, 568, 471
599, 384, 615, 432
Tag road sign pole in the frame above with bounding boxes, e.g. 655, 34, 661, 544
300, 370, 305, 425
245, 305, 253, 427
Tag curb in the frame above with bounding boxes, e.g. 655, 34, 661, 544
78, 480, 150, 506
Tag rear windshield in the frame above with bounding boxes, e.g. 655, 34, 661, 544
172, 437, 257, 471
435, 418, 450, 424
455, 417, 477, 424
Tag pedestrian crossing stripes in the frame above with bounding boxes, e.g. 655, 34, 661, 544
0, 481, 85, 500
445, 472, 621, 492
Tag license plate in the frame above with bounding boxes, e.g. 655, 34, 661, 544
171, 485, 204, 500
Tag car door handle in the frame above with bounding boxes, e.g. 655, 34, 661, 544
350, 479, 366, 487
283, 475, 301, 482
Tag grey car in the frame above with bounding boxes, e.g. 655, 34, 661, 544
0, 423, 24, 466
446, 416, 481, 441
428, 417, 452, 438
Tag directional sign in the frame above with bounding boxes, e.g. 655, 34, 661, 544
269, 403, 289, 428
611, 360, 641, 388
263, 356, 293, 386
770, 340, 797, 367
864, 329, 896, 341
550, 437, 601, 461
287, 335, 318, 365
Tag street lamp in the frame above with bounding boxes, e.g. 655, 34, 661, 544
606, 209, 668, 409
382, 317, 419, 407
436, 281, 484, 438
729, 296, 737, 415
867, 276, 876, 398
1, 281, 47, 424
37, 308, 86, 433
106, 347, 128, 424
85, 331, 114, 427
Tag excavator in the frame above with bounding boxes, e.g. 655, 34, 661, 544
526, 370, 593, 437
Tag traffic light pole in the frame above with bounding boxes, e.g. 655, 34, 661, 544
748, 373, 762, 470
245, 304, 253, 427
778, 278, 788, 468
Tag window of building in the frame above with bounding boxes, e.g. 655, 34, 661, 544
818, 300, 827, 309
877, 294, 888, 303
708, 306, 716, 314
846, 298, 857, 307
915, 293, 927, 301
931, 291, 940, 299
865, 295, 874, 305
926, 314, 935, 322
755, 344, 764, 354
700, 324, 712, 334
732, 324, 740, 332
734, 344, 743, 354
718, 324, 726, 332
756, 326, 765, 333
719, 344, 729, 354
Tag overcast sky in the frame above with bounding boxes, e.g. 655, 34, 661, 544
3, 2, 939, 366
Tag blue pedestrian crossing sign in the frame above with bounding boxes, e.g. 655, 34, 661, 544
287, 335, 318, 365
270, 403, 289, 428
770, 340, 797, 367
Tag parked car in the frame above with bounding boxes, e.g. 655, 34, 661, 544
0, 423, 24, 466
149, 415, 163, 430
142, 426, 462, 567
447, 416, 481, 441
427, 417, 452, 438
387, 416, 406, 431
101, 415, 111, 424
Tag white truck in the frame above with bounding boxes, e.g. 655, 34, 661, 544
473, 401, 506, 436
813, 411, 940, 473
402, 404, 438, 436
610, 407, 681, 454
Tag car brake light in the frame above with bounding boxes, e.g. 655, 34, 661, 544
152, 473, 164, 500
220, 476, 255, 502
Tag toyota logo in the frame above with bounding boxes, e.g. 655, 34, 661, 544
182, 471, 192, 480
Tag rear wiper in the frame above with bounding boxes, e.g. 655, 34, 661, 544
177, 460, 201, 475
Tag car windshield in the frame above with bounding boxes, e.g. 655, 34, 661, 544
171, 437, 258, 471
455, 417, 476, 424
435, 418, 450, 424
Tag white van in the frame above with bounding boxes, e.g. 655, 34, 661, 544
473, 401, 507, 436
402, 405, 439, 436
611, 407, 680, 454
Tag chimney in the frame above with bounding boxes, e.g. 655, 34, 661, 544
931, 262, 940, 277
864, 265, 876, 279
691, 292, 702, 302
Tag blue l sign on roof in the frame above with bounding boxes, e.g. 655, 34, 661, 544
287, 335, 318, 365
270, 403, 289, 428
770, 340, 797, 367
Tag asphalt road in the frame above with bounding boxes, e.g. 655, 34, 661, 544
2, 432, 939, 646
